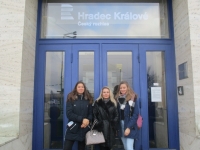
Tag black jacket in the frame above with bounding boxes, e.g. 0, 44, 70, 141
65, 95, 93, 141
93, 99, 118, 148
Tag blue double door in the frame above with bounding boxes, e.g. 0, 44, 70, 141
33, 43, 179, 150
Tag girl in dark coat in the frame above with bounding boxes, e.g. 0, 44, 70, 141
115, 81, 139, 150
93, 86, 119, 150
64, 81, 93, 150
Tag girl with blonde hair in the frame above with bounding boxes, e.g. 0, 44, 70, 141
115, 81, 139, 150
93, 86, 119, 150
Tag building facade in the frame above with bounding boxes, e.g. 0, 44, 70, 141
0, 0, 200, 150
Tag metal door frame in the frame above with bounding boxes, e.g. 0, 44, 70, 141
33, 42, 179, 150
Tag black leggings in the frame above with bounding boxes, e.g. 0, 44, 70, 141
63, 140, 85, 150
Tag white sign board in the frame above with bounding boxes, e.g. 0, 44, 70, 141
46, 3, 161, 38
151, 87, 162, 102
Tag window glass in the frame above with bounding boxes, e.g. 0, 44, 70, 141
146, 51, 168, 148
107, 52, 132, 94
44, 52, 64, 149
79, 52, 94, 98
41, 0, 169, 38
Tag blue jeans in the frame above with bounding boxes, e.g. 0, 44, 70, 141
121, 120, 134, 150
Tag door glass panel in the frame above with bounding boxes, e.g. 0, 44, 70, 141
146, 51, 168, 148
79, 52, 94, 98
41, 0, 169, 39
44, 52, 64, 149
107, 52, 132, 95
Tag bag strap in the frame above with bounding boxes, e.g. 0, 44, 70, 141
129, 106, 134, 117
138, 98, 141, 115
90, 119, 98, 130
130, 98, 141, 116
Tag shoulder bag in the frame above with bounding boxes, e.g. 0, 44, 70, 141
137, 114, 143, 129
130, 99, 143, 129
85, 119, 105, 145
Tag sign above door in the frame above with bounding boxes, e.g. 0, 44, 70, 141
41, 1, 169, 38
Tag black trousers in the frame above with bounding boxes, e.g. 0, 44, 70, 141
63, 140, 85, 150
99, 145, 111, 150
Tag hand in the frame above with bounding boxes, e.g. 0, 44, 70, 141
82, 118, 89, 126
124, 128, 130, 136
81, 123, 87, 128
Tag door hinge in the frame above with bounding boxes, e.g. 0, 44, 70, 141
71, 53, 73, 63
138, 55, 140, 63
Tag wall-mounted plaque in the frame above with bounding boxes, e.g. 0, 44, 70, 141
178, 62, 188, 80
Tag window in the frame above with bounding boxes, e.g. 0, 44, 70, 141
41, 0, 169, 38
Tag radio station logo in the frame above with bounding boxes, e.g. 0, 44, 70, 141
61, 4, 74, 20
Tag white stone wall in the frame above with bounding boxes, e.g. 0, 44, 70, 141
173, 0, 200, 149
0, 0, 37, 149
188, 0, 200, 138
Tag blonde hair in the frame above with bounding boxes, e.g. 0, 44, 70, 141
115, 81, 137, 101
96, 86, 117, 107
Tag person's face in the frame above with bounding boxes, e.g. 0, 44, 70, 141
76, 83, 85, 94
120, 84, 128, 95
102, 88, 110, 99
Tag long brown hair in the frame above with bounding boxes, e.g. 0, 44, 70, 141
67, 81, 93, 104
115, 81, 137, 101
